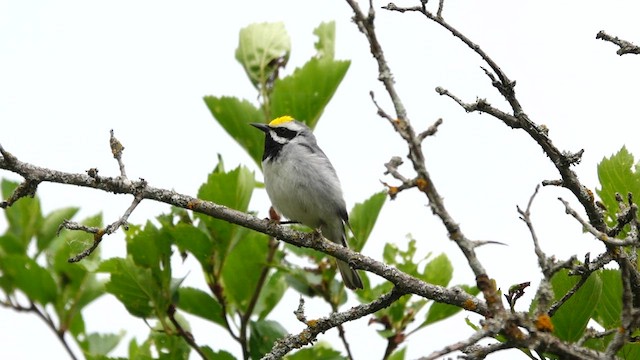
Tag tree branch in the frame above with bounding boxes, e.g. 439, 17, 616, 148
261, 287, 406, 359
596, 31, 640, 55
0, 144, 488, 316
383, 2, 606, 233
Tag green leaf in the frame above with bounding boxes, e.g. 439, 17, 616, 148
551, 269, 602, 342
170, 224, 214, 271
1, 254, 57, 304
593, 269, 622, 329
68, 311, 87, 339
313, 22, 336, 60
98, 257, 161, 318
254, 270, 287, 319
270, 57, 350, 130
200, 347, 237, 360
203, 96, 265, 166
177, 287, 225, 326
126, 222, 172, 283
198, 165, 254, 213
349, 191, 386, 252
387, 347, 406, 360
619, 343, 640, 359
83, 331, 126, 356
196, 164, 256, 270
381, 238, 423, 277
420, 253, 453, 287
38, 207, 79, 252
235, 22, 291, 89
0, 233, 24, 254
128, 338, 153, 360
249, 320, 288, 359
597, 146, 640, 226
222, 230, 270, 312
41, 213, 106, 338
421, 285, 479, 327
148, 326, 191, 360
2, 179, 43, 249
286, 345, 345, 360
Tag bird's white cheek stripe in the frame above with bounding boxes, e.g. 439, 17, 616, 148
269, 130, 288, 144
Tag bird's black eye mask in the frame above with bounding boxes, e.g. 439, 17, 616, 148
272, 127, 298, 140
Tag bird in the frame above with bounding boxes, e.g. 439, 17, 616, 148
251, 115, 364, 290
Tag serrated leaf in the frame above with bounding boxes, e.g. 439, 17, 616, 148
170, 224, 213, 271
203, 96, 265, 166
196, 164, 256, 265
249, 320, 288, 359
593, 269, 622, 329
313, 22, 336, 59
420, 253, 452, 287
1, 254, 57, 304
270, 57, 350, 129
198, 164, 255, 214
38, 207, 79, 252
596, 146, 640, 226
254, 270, 287, 319
125, 222, 172, 284
235, 22, 291, 89
84, 331, 126, 356
177, 287, 225, 326
551, 269, 602, 342
349, 191, 386, 252
98, 257, 161, 318
222, 230, 270, 311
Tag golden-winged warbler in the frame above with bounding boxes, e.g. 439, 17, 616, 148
251, 116, 363, 290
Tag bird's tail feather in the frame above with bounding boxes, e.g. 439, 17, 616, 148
337, 259, 363, 290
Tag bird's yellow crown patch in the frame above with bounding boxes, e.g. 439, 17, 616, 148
269, 115, 294, 126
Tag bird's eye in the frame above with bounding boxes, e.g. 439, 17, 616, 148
273, 127, 298, 140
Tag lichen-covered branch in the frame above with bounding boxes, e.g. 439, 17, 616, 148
0, 144, 487, 316
262, 288, 406, 359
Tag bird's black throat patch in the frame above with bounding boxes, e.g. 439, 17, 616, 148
262, 127, 298, 161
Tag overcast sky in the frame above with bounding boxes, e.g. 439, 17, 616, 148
1, 1, 640, 359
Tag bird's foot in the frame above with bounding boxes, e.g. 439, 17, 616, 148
311, 228, 324, 242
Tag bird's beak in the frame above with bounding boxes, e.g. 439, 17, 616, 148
250, 123, 270, 133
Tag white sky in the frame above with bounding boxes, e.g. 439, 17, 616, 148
1, 1, 639, 359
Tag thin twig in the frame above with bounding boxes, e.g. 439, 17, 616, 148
110, 129, 127, 178
65, 190, 144, 262
167, 304, 209, 360
547, 273, 590, 317
559, 197, 640, 247
384, 2, 606, 233
596, 31, 640, 55
261, 287, 406, 359
239, 237, 280, 360
0, 299, 79, 360
517, 185, 557, 278
417, 323, 498, 360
